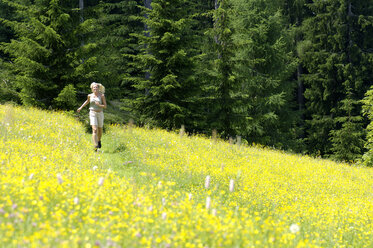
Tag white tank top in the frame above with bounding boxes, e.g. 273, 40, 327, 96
89, 93, 103, 111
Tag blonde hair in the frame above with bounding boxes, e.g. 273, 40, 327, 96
90, 82, 105, 94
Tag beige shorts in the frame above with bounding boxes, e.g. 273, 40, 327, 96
89, 111, 104, 127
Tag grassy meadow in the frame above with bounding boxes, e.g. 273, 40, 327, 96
1, 104, 373, 248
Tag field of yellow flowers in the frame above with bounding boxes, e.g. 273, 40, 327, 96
1, 104, 373, 248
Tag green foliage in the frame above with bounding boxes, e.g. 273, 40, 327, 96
300, 0, 373, 160
228, 0, 299, 149
0, 0, 15, 52
205, 0, 237, 138
123, 0, 201, 130
361, 87, 373, 166
329, 97, 365, 162
86, 0, 143, 100
0, 59, 20, 104
53, 84, 78, 110
0, 0, 82, 108
0, 83, 20, 105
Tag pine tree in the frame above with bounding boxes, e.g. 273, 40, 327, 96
300, 0, 373, 160
283, 0, 313, 143
330, 95, 365, 162
205, 0, 237, 138
361, 87, 373, 166
87, 0, 143, 99
0, 1, 14, 46
124, 0, 200, 130
0, 0, 19, 103
186, 0, 220, 134
0, 0, 82, 108
229, 0, 298, 148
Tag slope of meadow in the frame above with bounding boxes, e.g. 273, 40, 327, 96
1, 104, 373, 248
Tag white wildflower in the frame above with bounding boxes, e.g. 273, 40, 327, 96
205, 175, 210, 189
57, 173, 63, 184
229, 179, 234, 192
188, 193, 192, 200
290, 224, 300, 233
212, 208, 217, 216
98, 177, 104, 186
206, 196, 211, 209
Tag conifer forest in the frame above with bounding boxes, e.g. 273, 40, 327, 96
1, 0, 373, 164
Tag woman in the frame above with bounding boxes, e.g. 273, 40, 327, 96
77, 82, 107, 150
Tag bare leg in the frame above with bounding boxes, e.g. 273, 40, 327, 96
97, 127, 103, 143
92, 125, 98, 147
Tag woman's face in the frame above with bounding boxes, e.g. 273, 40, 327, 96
92, 84, 99, 92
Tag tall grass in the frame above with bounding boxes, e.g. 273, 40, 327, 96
1, 104, 373, 247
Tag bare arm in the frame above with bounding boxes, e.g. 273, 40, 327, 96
102, 94, 107, 109
77, 95, 90, 112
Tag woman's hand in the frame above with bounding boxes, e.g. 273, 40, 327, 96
78, 98, 89, 112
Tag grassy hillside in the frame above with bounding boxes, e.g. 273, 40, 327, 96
1, 104, 373, 248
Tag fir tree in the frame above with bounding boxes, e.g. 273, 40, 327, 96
283, 0, 313, 144
300, 0, 373, 160
188, 0, 220, 134
88, 0, 143, 99
0, 1, 15, 48
229, 0, 298, 148
330, 95, 365, 162
206, 0, 237, 138
361, 87, 373, 166
0, 1, 19, 103
124, 0, 200, 130
0, 0, 82, 108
